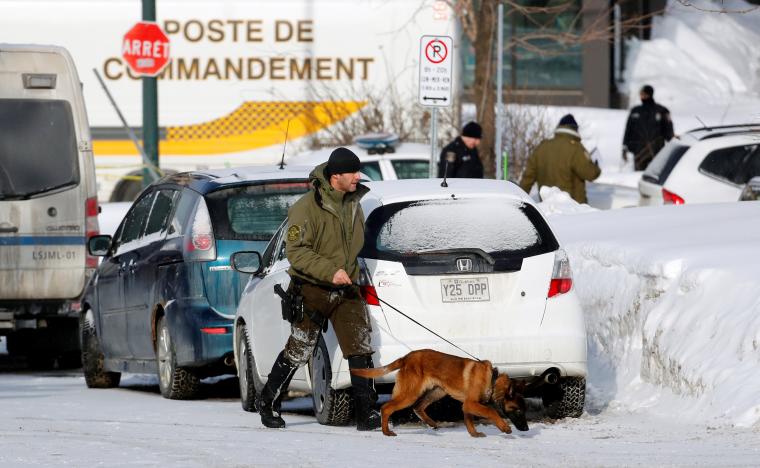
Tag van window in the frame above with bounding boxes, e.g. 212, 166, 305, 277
114, 193, 155, 252
699, 144, 760, 185
206, 181, 310, 241
642, 141, 689, 185
144, 189, 178, 238
0, 99, 79, 198
391, 160, 429, 179
360, 162, 382, 181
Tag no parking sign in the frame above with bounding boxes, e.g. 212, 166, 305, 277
418, 35, 453, 107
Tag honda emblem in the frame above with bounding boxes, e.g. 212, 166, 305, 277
456, 258, 472, 272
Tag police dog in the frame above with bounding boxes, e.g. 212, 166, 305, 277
350, 349, 528, 437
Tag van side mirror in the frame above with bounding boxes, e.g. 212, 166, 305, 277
740, 176, 760, 201
231, 251, 263, 274
88, 235, 112, 256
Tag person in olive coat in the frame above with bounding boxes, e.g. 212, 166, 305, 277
256, 147, 380, 432
622, 84, 674, 171
519, 114, 601, 204
438, 121, 484, 178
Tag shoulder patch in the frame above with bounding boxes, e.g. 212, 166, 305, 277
287, 225, 301, 242
445, 151, 457, 163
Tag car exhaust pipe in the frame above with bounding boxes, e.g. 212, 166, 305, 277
544, 370, 559, 385
224, 354, 235, 367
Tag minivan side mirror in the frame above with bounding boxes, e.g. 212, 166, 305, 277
739, 176, 760, 201
88, 235, 112, 256
231, 251, 263, 274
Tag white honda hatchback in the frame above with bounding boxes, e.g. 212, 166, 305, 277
233, 179, 587, 425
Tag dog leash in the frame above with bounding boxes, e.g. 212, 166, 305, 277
360, 286, 481, 362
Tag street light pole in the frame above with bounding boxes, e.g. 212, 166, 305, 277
495, 3, 504, 180
142, 0, 159, 188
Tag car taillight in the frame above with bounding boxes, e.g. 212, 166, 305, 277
662, 188, 685, 205
548, 249, 573, 298
85, 197, 99, 268
183, 197, 217, 261
360, 285, 380, 306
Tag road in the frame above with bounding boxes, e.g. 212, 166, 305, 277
1, 367, 758, 467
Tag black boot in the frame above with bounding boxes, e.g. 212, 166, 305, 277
348, 355, 382, 431
257, 351, 298, 429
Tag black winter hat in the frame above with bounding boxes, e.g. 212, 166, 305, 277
640, 84, 654, 97
558, 114, 578, 130
325, 147, 361, 176
462, 121, 482, 139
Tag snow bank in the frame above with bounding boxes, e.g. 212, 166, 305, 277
622, 0, 760, 130
548, 200, 760, 427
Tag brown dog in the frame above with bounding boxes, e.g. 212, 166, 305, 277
350, 349, 528, 437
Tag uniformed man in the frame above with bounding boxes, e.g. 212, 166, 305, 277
256, 147, 381, 431
622, 84, 675, 171
519, 114, 601, 204
438, 121, 484, 178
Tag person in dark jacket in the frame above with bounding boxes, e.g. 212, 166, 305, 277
256, 147, 380, 432
438, 121, 484, 178
622, 84, 674, 171
519, 114, 601, 204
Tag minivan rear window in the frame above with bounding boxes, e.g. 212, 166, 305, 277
206, 181, 310, 240
0, 99, 79, 198
643, 141, 690, 185
362, 198, 559, 272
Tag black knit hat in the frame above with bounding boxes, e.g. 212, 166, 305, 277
325, 147, 361, 176
462, 121, 482, 139
640, 84, 654, 97
558, 114, 578, 130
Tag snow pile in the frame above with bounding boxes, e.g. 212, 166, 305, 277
534, 186, 597, 215
549, 201, 760, 427
623, 0, 760, 129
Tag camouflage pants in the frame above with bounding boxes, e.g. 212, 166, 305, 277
283, 282, 373, 365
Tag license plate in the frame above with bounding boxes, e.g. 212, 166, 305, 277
440, 277, 490, 303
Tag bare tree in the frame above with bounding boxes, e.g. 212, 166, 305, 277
450, 0, 659, 178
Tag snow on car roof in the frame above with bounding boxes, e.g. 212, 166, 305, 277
362, 178, 531, 206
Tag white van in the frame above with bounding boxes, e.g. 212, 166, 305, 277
0, 44, 99, 366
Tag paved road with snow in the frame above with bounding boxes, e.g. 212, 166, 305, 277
1, 370, 758, 467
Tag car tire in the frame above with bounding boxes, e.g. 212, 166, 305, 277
238, 326, 264, 412
309, 336, 354, 426
80, 309, 121, 388
542, 377, 586, 419
156, 316, 200, 400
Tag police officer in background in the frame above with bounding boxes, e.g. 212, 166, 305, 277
519, 114, 601, 204
622, 84, 674, 171
438, 121, 484, 178
256, 147, 381, 431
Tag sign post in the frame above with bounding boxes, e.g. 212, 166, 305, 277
122, 3, 170, 188
418, 35, 453, 178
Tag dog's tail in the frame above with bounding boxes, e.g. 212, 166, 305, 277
349, 357, 404, 378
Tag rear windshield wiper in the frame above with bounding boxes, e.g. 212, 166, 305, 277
15, 181, 78, 199
415, 248, 495, 265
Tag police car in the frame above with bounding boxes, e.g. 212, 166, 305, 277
232, 179, 588, 426
287, 133, 431, 181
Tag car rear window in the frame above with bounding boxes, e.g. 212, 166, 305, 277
643, 141, 690, 185
698, 144, 760, 185
391, 160, 429, 179
0, 99, 79, 198
205, 181, 310, 240
362, 198, 559, 273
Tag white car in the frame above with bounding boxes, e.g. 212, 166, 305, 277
232, 179, 587, 425
639, 125, 760, 205
287, 142, 431, 181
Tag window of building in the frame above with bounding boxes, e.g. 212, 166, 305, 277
462, 0, 583, 90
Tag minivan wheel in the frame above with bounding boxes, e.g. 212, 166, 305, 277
80, 309, 121, 388
238, 326, 264, 412
542, 377, 586, 419
309, 336, 353, 426
156, 316, 200, 400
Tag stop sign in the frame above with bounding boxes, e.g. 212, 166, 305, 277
122, 21, 171, 77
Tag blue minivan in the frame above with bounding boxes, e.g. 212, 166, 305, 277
81, 166, 311, 399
